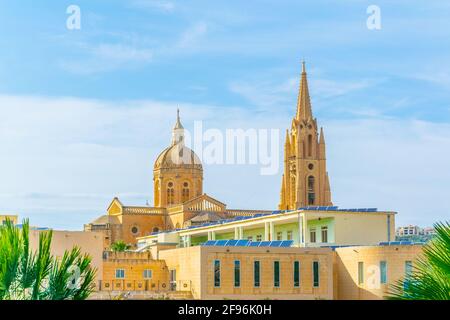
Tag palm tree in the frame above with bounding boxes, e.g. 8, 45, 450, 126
110, 240, 131, 252
388, 221, 450, 300
0, 219, 96, 300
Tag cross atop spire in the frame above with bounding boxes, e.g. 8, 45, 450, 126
296, 60, 313, 121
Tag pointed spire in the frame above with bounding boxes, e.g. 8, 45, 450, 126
319, 127, 325, 144
284, 129, 291, 148
174, 108, 184, 129
296, 60, 313, 121
172, 108, 185, 145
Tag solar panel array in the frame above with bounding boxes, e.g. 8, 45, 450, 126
297, 206, 377, 212
202, 239, 294, 248
379, 241, 424, 246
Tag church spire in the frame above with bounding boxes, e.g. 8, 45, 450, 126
296, 60, 313, 121
174, 108, 184, 129
172, 108, 185, 145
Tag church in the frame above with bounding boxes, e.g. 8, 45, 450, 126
86, 62, 333, 248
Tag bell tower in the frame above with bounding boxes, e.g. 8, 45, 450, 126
279, 62, 332, 210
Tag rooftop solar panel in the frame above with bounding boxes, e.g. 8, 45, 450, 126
226, 240, 239, 246
236, 240, 250, 246
253, 214, 263, 218
203, 240, 217, 246
215, 240, 228, 246
249, 241, 260, 247
280, 240, 294, 247
379, 242, 389, 246
258, 241, 271, 247
269, 241, 283, 247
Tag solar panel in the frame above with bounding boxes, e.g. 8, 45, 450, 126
280, 240, 294, 247
258, 241, 271, 247
203, 240, 217, 246
379, 242, 389, 246
318, 206, 327, 210
236, 240, 250, 246
253, 214, 263, 218
400, 241, 412, 245
269, 241, 283, 247
367, 208, 377, 212
249, 241, 260, 247
215, 240, 228, 246
389, 241, 401, 245
226, 239, 239, 246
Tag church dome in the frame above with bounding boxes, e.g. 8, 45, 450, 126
154, 144, 202, 170
153, 109, 202, 170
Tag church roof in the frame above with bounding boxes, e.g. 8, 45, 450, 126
188, 211, 223, 223
89, 215, 121, 225
154, 144, 202, 170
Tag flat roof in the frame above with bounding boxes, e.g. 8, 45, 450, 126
137, 206, 396, 241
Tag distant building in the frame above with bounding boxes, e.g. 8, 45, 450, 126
396, 225, 422, 236
0, 214, 18, 225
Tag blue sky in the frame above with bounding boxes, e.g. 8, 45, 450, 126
0, 1, 449, 229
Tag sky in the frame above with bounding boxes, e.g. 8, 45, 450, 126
0, 0, 449, 230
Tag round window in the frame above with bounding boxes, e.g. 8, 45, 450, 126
131, 226, 139, 234
308, 163, 314, 170
168, 182, 174, 187
183, 182, 189, 187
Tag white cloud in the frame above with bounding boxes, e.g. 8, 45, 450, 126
59, 42, 153, 75
0, 94, 449, 230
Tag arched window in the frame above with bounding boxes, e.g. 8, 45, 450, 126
308, 134, 313, 157
182, 182, 190, 203
167, 182, 175, 205
307, 176, 315, 205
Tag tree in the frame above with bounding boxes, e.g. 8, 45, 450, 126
110, 240, 131, 252
0, 219, 96, 300
388, 221, 450, 300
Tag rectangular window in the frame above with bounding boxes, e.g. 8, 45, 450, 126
313, 261, 319, 287
405, 261, 413, 276
358, 262, 364, 285
254, 261, 260, 287
234, 260, 241, 287
143, 269, 153, 279
287, 230, 293, 240
247, 236, 253, 241
277, 231, 283, 240
214, 260, 221, 287
273, 261, 280, 288
321, 226, 328, 243
380, 261, 387, 284
256, 235, 262, 242
310, 228, 316, 243
293, 261, 300, 287
115, 269, 125, 279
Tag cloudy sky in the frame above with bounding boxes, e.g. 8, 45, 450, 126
0, 0, 449, 230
